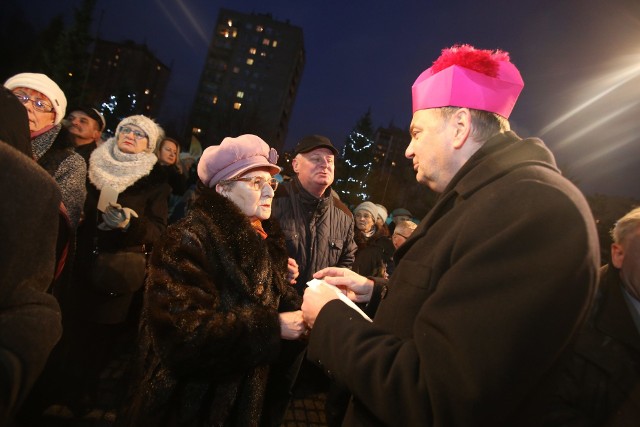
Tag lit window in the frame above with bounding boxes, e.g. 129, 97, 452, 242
232, 29, 237, 37
212, 96, 218, 104
193, 127, 202, 134
144, 89, 150, 95
227, 19, 233, 26
233, 66, 239, 73
115, 54, 119, 59
262, 38, 270, 46
222, 30, 229, 38
246, 58, 254, 65
260, 52, 266, 57
157, 65, 161, 70
68, 72, 73, 77
256, 25, 263, 32
236, 91, 244, 98
233, 102, 242, 110
249, 47, 256, 55
272, 40, 278, 47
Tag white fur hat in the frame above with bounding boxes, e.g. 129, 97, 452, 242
116, 115, 162, 152
4, 73, 67, 125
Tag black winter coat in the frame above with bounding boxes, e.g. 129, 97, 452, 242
74, 163, 170, 324
308, 132, 600, 426
272, 177, 357, 294
118, 188, 301, 427
352, 227, 395, 278
0, 143, 62, 422
544, 264, 640, 426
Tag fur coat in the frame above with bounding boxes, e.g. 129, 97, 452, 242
118, 187, 301, 427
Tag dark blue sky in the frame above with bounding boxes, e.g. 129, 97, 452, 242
21, 0, 640, 199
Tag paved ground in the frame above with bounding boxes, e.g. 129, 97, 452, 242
34, 352, 328, 427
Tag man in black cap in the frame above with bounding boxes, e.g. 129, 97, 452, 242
267, 135, 357, 425
65, 106, 105, 164
273, 134, 357, 293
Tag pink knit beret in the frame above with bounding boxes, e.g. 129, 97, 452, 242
197, 134, 281, 187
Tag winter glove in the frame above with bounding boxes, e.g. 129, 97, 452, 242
98, 202, 139, 231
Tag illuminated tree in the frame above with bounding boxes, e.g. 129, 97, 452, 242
334, 110, 375, 207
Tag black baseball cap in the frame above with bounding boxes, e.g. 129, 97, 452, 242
294, 134, 339, 156
68, 106, 106, 131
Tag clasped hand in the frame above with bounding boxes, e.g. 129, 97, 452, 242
98, 202, 139, 231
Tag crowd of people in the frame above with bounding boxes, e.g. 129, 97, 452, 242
1, 42, 638, 427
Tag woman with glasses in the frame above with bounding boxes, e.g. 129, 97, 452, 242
351, 201, 396, 279
118, 134, 304, 427
4, 73, 87, 229
64, 114, 170, 414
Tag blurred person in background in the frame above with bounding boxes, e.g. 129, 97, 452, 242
0, 88, 62, 425
391, 220, 417, 249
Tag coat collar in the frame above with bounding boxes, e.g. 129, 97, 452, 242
394, 132, 559, 261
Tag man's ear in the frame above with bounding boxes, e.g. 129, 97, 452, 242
611, 242, 624, 269
292, 157, 300, 173
215, 183, 225, 196
451, 108, 472, 149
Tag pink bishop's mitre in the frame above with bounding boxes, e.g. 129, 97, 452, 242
411, 45, 524, 119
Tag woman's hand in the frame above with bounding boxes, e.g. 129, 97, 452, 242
286, 258, 299, 285
279, 310, 307, 340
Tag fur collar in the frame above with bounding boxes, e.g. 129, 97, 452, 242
89, 136, 157, 193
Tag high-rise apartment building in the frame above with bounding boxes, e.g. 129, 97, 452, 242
190, 8, 305, 151
86, 39, 170, 121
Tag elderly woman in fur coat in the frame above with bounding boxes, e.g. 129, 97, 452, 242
117, 134, 305, 427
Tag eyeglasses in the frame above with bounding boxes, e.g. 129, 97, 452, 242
220, 176, 278, 191
13, 92, 54, 113
119, 126, 148, 140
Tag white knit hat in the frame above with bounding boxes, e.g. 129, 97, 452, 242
374, 203, 388, 223
4, 73, 67, 125
116, 115, 163, 152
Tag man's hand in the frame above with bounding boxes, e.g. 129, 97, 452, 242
302, 284, 340, 329
279, 310, 307, 340
286, 258, 299, 285
313, 267, 374, 303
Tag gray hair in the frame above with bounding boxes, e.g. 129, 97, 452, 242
438, 107, 510, 143
395, 220, 417, 235
611, 206, 640, 244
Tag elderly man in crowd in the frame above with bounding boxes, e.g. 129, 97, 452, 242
65, 106, 105, 164
302, 44, 600, 426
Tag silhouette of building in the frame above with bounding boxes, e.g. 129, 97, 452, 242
84, 39, 171, 119
190, 8, 305, 151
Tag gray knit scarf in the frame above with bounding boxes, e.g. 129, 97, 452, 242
88, 137, 157, 193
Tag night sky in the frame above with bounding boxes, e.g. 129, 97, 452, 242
18, 0, 640, 199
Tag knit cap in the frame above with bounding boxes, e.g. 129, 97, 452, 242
116, 115, 162, 152
4, 72, 67, 124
